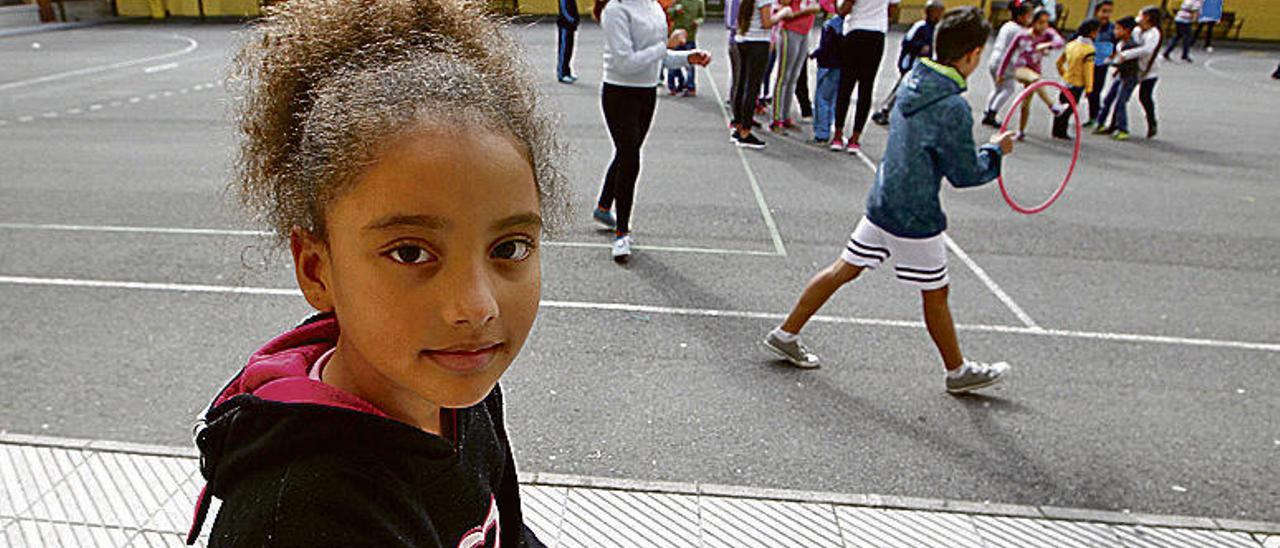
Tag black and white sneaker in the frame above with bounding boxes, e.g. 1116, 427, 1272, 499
735, 132, 766, 150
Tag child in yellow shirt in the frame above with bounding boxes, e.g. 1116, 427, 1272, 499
1053, 18, 1100, 139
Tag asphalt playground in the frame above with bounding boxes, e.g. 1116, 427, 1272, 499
1, 17, 1277, 527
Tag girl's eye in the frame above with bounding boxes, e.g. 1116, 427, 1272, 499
388, 245, 434, 265
492, 239, 534, 261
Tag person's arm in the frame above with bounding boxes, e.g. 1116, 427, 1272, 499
1083, 51, 1095, 92
602, 7, 669, 74
1055, 47, 1068, 76
1118, 28, 1157, 62
766, 3, 788, 26
935, 103, 1006, 188
995, 34, 1023, 80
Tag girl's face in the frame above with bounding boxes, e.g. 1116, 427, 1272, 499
1032, 14, 1050, 33
294, 124, 542, 416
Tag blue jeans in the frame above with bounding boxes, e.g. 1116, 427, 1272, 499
667, 41, 697, 92
1098, 77, 1137, 132
813, 67, 841, 140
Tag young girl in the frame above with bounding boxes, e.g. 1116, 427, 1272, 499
594, 0, 711, 261
732, 0, 782, 149
995, 8, 1066, 139
768, 0, 823, 133
981, 3, 1032, 128
185, 1, 569, 546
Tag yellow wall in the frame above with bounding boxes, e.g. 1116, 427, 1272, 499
114, 0, 259, 17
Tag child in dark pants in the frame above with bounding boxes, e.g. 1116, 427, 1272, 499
1094, 16, 1140, 140
1052, 19, 1099, 139
810, 10, 847, 143
557, 0, 580, 83
1082, 0, 1114, 129
765, 7, 1017, 395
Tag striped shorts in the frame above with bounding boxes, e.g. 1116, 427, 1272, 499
840, 217, 950, 291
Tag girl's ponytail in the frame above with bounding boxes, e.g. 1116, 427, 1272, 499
737, 0, 757, 34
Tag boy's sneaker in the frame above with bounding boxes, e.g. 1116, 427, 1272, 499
829, 134, 845, 151
845, 140, 861, 154
945, 360, 1009, 393
980, 111, 1000, 128
763, 331, 820, 369
611, 235, 632, 263
1051, 129, 1071, 140
736, 132, 766, 149
1112, 130, 1130, 141
684, 89, 697, 97
812, 137, 829, 145
1082, 119, 1097, 130
593, 208, 617, 230
1093, 125, 1114, 135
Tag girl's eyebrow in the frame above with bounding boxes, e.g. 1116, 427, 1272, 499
363, 214, 450, 232
494, 213, 543, 231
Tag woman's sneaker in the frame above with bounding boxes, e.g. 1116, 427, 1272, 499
829, 134, 844, 151
611, 235, 632, 263
593, 208, 617, 230
945, 360, 1010, 394
763, 330, 819, 368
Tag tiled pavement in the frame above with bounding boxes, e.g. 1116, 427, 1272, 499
1, 433, 1276, 547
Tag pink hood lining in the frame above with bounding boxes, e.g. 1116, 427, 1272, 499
211, 314, 390, 419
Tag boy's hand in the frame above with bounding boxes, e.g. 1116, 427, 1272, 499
991, 131, 1016, 155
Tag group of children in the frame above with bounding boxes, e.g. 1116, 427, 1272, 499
980, 1, 1163, 142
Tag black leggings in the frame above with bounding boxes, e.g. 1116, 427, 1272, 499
835, 30, 885, 136
1138, 78, 1157, 129
598, 83, 657, 235
733, 41, 770, 128
1087, 64, 1107, 122
796, 60, 812, 117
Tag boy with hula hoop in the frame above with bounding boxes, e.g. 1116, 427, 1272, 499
764, 6, 1016, 394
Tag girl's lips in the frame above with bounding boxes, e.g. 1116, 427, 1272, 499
421, 344, 502, 373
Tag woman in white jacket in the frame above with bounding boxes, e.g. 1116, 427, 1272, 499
593, 0, 711, 262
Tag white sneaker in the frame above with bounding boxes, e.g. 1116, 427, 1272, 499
946, 360, 1010, 394
611, 235, 632, 262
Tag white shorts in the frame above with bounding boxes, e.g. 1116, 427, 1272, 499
840, 217, 950, 291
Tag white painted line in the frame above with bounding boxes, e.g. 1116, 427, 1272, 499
88, 104, 102, 111
41, 111, 57, 118
128, 97, 140, 103
0, 223, 781, 257
0, 35, 199, 92
942, 234, 1040, 330
18, 115, 33, 123
704, 73, 788, 257
1204, 57, 1279, 95
853, 151, 1040, 329
66, 108, 83, 115
142, 62, 178, 74
146, 93, 157, 100
1, 275, 1276, 353
162, 91, 173, 97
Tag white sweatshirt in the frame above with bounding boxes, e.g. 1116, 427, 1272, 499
1120, 26, 1162, 81
987, 21, 1023, 74
601, 0, 694, 87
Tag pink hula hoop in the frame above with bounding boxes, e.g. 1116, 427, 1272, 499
997, 79, 1082, 215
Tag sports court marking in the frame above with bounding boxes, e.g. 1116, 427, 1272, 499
1, 274, 1276, 353
1203, 56, 1280, 95
851, 151, 1041, 330
704, 73, 788, 257
0, 33, 199, 92
0, 222, 780, 258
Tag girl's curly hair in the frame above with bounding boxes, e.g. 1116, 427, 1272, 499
231, 0, 569, 245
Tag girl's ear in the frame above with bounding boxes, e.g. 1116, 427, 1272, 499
290, 226, 335, 313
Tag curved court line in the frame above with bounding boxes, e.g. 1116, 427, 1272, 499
0, 33, 199, 92
0, 274, 1275, 353
1203, 56, 1280, 95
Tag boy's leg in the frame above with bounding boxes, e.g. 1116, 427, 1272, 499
921, 286, 964, 371
1087, 64, 1107, 123
779, 259, 864, 334
1113, 78, 1136, 133
813, 68, 838, 139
